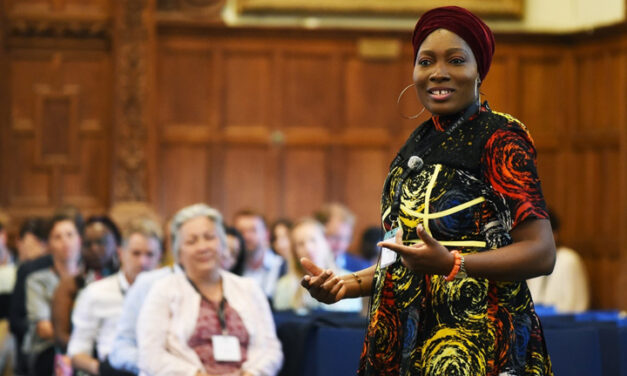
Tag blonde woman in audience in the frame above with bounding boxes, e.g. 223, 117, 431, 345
273, 218, 361, 313
137, 204, 283, 376
67, 218, 162, 375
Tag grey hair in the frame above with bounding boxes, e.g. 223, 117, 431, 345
170, 203, 226, 261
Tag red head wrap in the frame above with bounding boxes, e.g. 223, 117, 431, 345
412, 6, 495, 81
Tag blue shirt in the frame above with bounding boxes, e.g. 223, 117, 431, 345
108, 265, 181, 373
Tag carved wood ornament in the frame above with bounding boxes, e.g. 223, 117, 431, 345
113, 0, 151, 202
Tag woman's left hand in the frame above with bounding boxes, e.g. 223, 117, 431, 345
378, 224, 455, 275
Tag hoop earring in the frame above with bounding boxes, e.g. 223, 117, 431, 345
397, 83, 426, 120
475, 78, 482, 100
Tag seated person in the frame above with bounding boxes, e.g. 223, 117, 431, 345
15, 217, 48, 263
9, 217, 51, 375
107, 264, 182, 375
52, 215, 122, 352
315, 203, 370, 272
273, 218, 361, 313
222, 227, 246, 276
527, 209, 590, 313
67, 218, 162, 375
137, 204, 283, 376
270, 219, 292, 276
24, 213, 82, 375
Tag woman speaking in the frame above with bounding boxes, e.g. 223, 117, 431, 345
301, 6, 556, 376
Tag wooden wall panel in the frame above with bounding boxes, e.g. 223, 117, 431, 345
158, 47, 215, 126
481, 55, 515, 115
343, 147, 390, 249
222, 146, 278, 221
534, 149, 559, 211
517, 55, 567, 136
159, 146, 210, 217
282, 147, 327, 220
4, 50, 111, 214
576, 50, 624, 132
282, 51, 340, 129
224, 50, 273, 129
9, 139, 51, 206
345, 58, 403, 130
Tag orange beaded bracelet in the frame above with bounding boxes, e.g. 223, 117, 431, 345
445, 250, 462, 281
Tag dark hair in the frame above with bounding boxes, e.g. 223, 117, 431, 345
225, 226, 246, 276
270, 218, 293, 247
47, 214, 82, 239
360, 226, 385, 261
19, 217, 48, 242
52, 204, 85, 235
85, 215, 122, 247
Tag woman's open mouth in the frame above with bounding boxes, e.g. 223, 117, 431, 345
428, 88, 455, 101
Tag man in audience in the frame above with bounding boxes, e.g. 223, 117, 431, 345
108, 220, 181, 375
315, 203, 370, 272
68, 218, 162, 375
233, 209, 283, 298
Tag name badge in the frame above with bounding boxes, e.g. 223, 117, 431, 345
212, 335, 242, 362
380, 227, 399, 268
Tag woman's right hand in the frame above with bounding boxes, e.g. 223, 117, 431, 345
299, 257, 346, 304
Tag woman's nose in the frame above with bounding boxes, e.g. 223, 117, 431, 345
430, 62, 449, 81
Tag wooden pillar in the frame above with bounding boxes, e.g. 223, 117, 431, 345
111, 0, 157, 205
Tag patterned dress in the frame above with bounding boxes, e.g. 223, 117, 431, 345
358, 103, 553, 376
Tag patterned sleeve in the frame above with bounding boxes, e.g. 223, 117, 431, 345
481, 123, 548, 228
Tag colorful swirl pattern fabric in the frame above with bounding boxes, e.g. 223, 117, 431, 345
358, 104, 552, 376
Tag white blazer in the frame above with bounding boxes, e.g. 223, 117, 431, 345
137, 270, 283, 376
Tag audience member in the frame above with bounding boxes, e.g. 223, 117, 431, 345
16, 218, 48, 263
359, 226, 384, 264
273, 218, 361, 313
9, 221, 54, 375
68, 218, 162, 375
0, 220, 16, 317
222, 227, 246, 276
107, 216, 182, 375
270, 219, 292, 276
52, 215, 122, 352
0, 220, 16, 376
233, 209, 283, 298
23, 213, 82, 375
314, 203, 370, 272
527, 209, 590, 313
137, 204, 283, 376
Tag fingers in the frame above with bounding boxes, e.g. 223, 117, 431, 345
415, 224, 436, 245
301, 268, 333, 289
395, 227, 403, 244
377, 240, 410, 257
300, 257, 323, 276
301, 270, 343, 303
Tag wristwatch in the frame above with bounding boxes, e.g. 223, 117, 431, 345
455, 254, 467, 279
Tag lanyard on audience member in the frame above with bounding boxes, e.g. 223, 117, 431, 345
187, 277, 229, 335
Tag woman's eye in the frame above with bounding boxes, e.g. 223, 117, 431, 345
417, 59, 431, 66
450, 58, 465, 64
